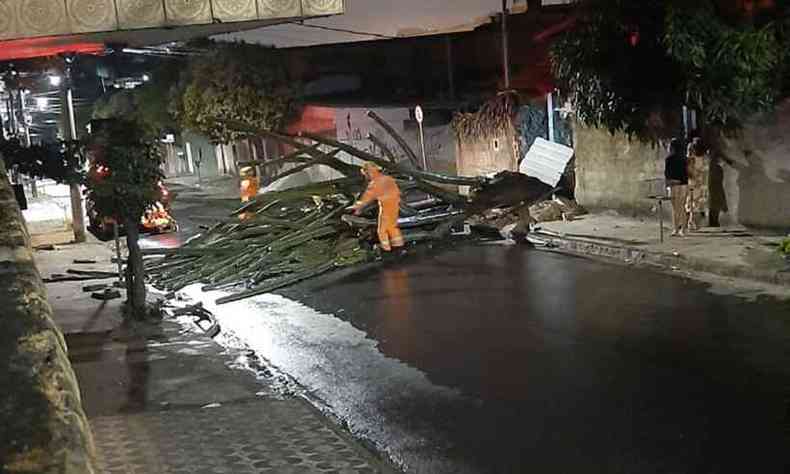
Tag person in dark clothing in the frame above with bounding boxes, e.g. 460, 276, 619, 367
665, 138, 689, 236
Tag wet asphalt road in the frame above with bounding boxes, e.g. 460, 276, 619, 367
146, 185, 790, 474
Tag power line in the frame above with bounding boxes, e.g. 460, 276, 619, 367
287, 21, 396, 40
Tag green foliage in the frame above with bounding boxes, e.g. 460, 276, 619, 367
175, 41, 297, 144
0, 138, 85, 185
665, 2, 782, 131
551, 0, 788, 140
92, 90, 137, 120
85, 120, 164, 221
779, 237, 790, 257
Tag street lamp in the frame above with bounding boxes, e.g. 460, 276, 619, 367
142, 74, 151, 82
48, 75, 62, 87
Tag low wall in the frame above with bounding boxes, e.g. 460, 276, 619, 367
573, 123, 665, 217
0, 160, 96, 473
573, 98, 790, 230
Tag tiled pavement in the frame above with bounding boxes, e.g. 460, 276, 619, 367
92, 400, 379, 474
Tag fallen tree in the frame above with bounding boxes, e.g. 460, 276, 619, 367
147, 124, 554, 304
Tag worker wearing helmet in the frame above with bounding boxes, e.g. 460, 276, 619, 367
351, 163, 404, 252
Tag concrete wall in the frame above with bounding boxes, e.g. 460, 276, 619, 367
266, 105, 458, 191
183, 132, 221, 179
336, 107, 457, 175
0, 160, 97, 474
718, 99, 790, 229
572, 98, 790, 229
573, 123, 666, 217
456, 127, 519, 194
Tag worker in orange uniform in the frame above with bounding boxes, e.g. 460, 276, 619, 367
351, 163, 405, 253
239, 166, 260, 203
238, 166, 260, 220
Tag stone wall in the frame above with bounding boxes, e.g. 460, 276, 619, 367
0, 160, 96, 473
573, 98, 790, 229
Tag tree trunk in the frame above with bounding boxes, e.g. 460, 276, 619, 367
125, 217, 146, 315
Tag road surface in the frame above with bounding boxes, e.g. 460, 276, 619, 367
146, 182, 790, 474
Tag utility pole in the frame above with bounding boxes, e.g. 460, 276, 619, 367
63, 55, 86, 243
19, 89, 38, 197
445, 35, 456, 101
501, 0, 511, 89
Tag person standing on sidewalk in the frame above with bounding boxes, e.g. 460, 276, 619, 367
665, 138, 689, 237
686, 134, 710, 231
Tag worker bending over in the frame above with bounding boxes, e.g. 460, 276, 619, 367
352, 163, 404, 252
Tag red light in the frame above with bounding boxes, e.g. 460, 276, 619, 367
0, 36, 104, 61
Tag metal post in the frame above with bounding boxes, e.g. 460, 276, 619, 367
418, 121, 428, 171
64, 57, 86, 242
197, 148, 203, 186
19, 89, 38, 197
113, 222, 123, 284
66, 88, 77, 140
19, 90, 31, 146
501, 0, 511, 89
445, 35, 455, 101
547, 92, 555, 143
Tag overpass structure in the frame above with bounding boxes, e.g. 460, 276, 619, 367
0, 0, 344, 59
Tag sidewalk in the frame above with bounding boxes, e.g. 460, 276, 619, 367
35, 236, 396, 473
534, 212, 790, 287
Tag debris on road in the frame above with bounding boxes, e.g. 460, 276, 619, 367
160, 300, 221, 337
33, 244, 57, 251
147, 127, 559, 304
91, 288, 122, 301
45, 269, 119, 283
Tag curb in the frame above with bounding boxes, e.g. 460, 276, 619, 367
533, 231, 790, 287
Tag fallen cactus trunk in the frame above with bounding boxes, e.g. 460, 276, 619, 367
147, 127, 558, 304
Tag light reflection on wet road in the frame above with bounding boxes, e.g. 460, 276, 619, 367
155, 187, 790, 474
273, 245, 790, 473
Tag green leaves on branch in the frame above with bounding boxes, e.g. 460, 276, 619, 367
0, 138, 85, 185
551, 0, 790, 140
175, 42, 296, 144
665, 2, 783, 131
85, 120, 164, 222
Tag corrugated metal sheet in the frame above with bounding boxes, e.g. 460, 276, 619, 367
519, 137, 574, 187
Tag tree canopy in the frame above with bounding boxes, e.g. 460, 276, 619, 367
85, 120, 164, 221
92, 60, 184, 136
551, 0, 790, 140
0, 138, 84, 185
174, 41, 297, 144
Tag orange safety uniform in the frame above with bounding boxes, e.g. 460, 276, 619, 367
353, 165, 404, 251
240, 177, 260, 203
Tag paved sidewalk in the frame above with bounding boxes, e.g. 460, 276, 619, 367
35, 237, 396, 474
534, 212, 790, 287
